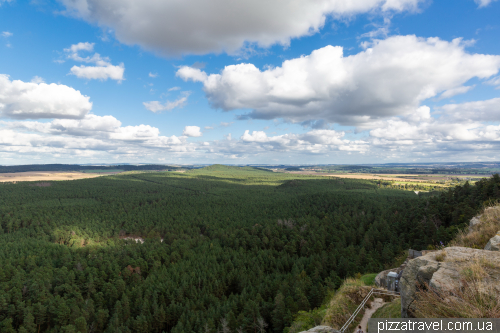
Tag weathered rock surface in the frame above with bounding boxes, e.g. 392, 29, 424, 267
375, 257, 409, 289
374, 269, 398, 289
400, 246, 500, 318
484, 231, 500, 251
469, 206, 499, 231
299, 326, 340, 333
469, 216, 482, 230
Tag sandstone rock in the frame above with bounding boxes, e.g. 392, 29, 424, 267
469, 216, 482, 230
374, 268, 398, 289
484, 231, 500, 251
299, 326, 339, 333
400, 247, 500, 318
469, 206, 499, 231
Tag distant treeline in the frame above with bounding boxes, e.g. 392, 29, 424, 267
0, 164, 182, 173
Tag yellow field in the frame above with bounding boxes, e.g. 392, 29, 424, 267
286, 171, 427, 182
0, 171, 113, 183
285, 170, 484, 185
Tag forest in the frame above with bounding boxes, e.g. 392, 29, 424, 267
0, 165, 499, 333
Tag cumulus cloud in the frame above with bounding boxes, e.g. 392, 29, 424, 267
0, 74, 92, 119
65, 41, 94, 54
143, 94, 189, 113
183, 126, 202, 137
64, 42, 125, 82
59, 0, 426, 56
1, 31, 13, 38
149, 72, 158, 78
226, 100, 500, 160
70, 64, 125, 81
474, 0, 498, 7
438, 97, 500, 122
363, 98, 500, 160
239, 129, 366, 153
0, 113, 194, 162
178, 35, 500, 125
2, 98, 500, 163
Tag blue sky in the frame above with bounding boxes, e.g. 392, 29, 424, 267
1, 0, 500, 165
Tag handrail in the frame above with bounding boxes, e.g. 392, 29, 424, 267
339, 288, 400, 333
340, 289, 373, 332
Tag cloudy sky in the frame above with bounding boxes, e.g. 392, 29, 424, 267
1, 0, 500, 165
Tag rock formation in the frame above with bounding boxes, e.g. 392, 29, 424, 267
399, 246, 500, 317
485, 231, 500, 251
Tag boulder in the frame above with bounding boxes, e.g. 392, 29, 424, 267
469, 206, 499, 231
299, 326, 340, 333
469, 216, 482, 230
374, 268, 398, 289
484, 231, 500, 251
400, 246, 500, 318
375, 257, 410, 290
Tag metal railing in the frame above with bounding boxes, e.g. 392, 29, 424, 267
339, 288, 400, 333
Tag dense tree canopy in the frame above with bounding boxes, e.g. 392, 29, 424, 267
0, 166, 498, 332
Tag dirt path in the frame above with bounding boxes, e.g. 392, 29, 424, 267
355, 298, 385, 333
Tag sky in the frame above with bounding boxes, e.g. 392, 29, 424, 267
1, 0, 500, 165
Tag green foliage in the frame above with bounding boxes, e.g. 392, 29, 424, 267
370, 298, 402, 320
0, 167, 497, 332
360, 274, 377, 286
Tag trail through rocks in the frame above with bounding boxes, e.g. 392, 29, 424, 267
354, 298, 385, 333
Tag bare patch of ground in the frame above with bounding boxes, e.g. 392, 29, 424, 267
30, 182, 52, 187
0, 171, 117, 183
356, 298, 385, 333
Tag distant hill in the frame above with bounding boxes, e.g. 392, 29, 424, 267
198, 164, 273, 172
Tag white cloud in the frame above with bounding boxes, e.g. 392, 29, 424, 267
239, 129, 362, 153
0, 74, 92, 119
0, 113, 195, 162
149, 72, 158, 78
1, 31, 13, 38
2, 98, 500, 163
183, 126, 202, 137
177, 67, 207, 82
70, 64, 125, 81
438, 85, 475, 99
143, 94, 189, 113
65, 42, 94, 54
64, 42, 125, 82
487, 76, 500, 88
438, 97, 500, 122
168, 86, 181, 92
474, 0, 498, 7
179, 35, 500, 126
59, 0, 426, 56
31, 76, 45, 84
